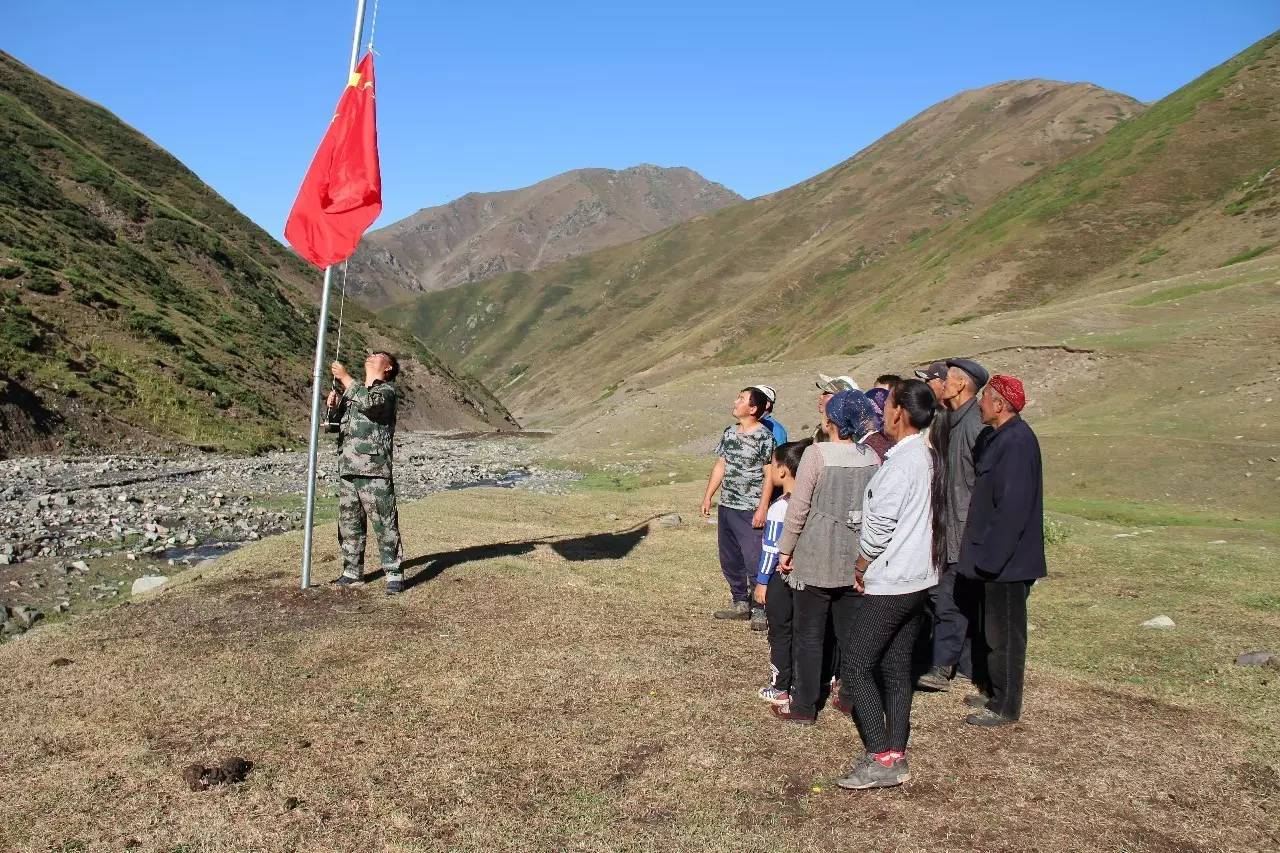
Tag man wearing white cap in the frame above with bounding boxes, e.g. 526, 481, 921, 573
812, 374, 859, 443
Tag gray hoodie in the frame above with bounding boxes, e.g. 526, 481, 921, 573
858, 433, 940, 596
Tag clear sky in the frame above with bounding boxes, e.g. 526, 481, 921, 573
8, 1, 1279, 239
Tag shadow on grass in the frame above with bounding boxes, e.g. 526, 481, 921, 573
359, 517, 664, 591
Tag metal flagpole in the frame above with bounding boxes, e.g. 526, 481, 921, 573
301, 0, 370, 590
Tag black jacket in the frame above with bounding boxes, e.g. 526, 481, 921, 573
956, 415, 1047, 582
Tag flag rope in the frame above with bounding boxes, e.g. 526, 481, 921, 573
368, 0, 381, 51
334, 259, 348, 361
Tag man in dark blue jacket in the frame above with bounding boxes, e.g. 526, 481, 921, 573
955, 374, 1046, 726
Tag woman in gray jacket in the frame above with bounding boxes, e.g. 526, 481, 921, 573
771, 390, 881, 724
837, 378, 946, 790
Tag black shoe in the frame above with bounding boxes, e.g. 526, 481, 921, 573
964, 693, 991, 709
966, 708, 1016, 727
385, 579, 404, 596
331, 575, 362, 587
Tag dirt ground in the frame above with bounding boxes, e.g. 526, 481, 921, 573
1, 484, 1277, 852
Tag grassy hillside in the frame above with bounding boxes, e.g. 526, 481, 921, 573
0, 51, 514, 456
399, 32, 1279, 423
546, 254, 1280, 533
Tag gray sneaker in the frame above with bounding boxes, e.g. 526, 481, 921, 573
713, 601, 750, 620
837, 753, 911, 790
749, 607, 768, 631
966, 708, 1016, 727
965, 692, 991, 709
916, 666, 951, 692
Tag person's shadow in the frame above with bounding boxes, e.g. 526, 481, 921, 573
359, 516, 665, 591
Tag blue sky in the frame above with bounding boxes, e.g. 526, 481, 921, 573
9, 1, 1279, 239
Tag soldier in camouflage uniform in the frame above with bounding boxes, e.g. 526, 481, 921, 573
327, 351, 405, 594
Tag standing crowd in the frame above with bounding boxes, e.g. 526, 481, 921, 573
701, 360, 1046, 789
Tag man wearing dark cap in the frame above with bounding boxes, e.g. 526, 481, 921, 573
913, 362, 948, 403
917, 357, 989, 692
955, 374, 1047, 727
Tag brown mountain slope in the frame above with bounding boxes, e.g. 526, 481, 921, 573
346, 165, 742, 309
397, 78, 1144, 417
400, 32, 1280, 422
0, 51, 515, 456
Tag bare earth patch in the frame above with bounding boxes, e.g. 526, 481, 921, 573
1, 485, 1276, 852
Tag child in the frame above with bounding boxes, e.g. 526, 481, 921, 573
754, 439, 812, 703
701, 387, 778, 620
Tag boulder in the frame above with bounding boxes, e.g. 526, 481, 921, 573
13, 605, 42, 630
1141, 615, 1175, 630
1235, 650, 1277, 668
658, 513, 683, 528
131, 575, 168, 596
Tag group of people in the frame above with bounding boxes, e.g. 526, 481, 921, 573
701, 360, 1046, 790
324, 347, 1047, 791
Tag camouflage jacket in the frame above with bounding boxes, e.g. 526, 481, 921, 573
336, 380, 398, 479
714, 423, 776, 511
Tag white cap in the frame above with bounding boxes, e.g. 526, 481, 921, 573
816, 373, 859, 393
751, 384, 777, 404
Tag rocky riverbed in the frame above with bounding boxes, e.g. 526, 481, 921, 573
0, 432, 576, 638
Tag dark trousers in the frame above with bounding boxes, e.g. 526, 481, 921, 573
764, 572, 794, 690
790, 584, 859, 717
717, 505, 763, 603
841, 590, 929, 754
958, 577, 1033, 720
928, 567, 972, 677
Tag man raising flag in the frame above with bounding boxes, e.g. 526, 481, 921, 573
285, 14, 389, 589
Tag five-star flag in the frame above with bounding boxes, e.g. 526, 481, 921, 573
285, 53, 382, 269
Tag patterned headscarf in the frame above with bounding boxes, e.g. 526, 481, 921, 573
825, 389, 881, 440
865, 387, 890, 419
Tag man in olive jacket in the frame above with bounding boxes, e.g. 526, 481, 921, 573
327, 351, 405, 594
955, 374, 1046, 726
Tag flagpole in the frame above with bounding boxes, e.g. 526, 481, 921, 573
301, 0, 369, 590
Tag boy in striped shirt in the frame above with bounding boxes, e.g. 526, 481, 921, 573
754, 440, 812, 703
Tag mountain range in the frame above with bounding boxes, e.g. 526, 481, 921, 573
346, 165, 741, 309
396, 32, 1279, 422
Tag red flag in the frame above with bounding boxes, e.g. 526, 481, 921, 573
285, 53, 382, 269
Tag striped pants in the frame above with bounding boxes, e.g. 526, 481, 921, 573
840, 589, 929, 754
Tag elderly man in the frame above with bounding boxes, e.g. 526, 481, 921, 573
812, 373, 858, 442
913, 362, 948, 403
917, 357, 989, 692
955, 374, 1047, 726
328, 351, 405, 595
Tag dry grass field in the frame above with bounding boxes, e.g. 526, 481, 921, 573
2, 480, 1277, 852
3, 257, 1278, 851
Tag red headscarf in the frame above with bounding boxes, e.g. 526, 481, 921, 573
989, 374, 1026, 412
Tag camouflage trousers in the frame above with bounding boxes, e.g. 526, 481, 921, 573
338, 475, 403, 581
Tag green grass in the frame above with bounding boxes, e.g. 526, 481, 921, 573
1128, 278, 1239, 306
1219, 242, 1277, 267
1046, 496, 1280, 534
1136, 246, 1167, 264
1239, 593, 1280, 613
